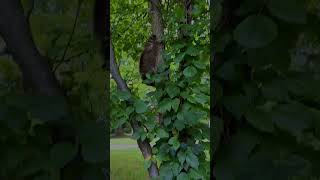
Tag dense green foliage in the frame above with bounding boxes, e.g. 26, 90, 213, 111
0, 0, 107, 179
213, 0, 320, 179
111, 0, 210, 179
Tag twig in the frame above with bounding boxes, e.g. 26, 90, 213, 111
53, 50, 89, 66
53, 0, 83, 72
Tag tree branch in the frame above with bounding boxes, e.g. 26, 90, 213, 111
110, 40, 159, 178
0, 0, 62, 95
53, 0, 83, 72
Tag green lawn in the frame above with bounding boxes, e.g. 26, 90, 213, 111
110, 138, 148, 180
110, 136, 137, 145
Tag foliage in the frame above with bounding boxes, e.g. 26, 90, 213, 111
0, 0, 107, 179
213, 0, 320, 179
111, 0, 210, 179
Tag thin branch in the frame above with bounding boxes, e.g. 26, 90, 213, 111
46, 32, 63, 57
53, 0, 83, 72
53, 50, 89, 66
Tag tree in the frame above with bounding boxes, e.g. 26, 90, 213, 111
111, 0, 210, 179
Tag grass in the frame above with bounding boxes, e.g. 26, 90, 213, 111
110, 137, 148, 180
110, 136, 137, 145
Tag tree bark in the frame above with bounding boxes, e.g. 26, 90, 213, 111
0, 0, 63, 96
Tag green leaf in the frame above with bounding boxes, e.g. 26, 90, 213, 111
234, 15, 278, 48
144, 159, 152, 170
268, 0, 306, 24
50, 142, 76, 168
177, 172, 188, 180
245, 108, 275, 133
159, 163, 174, 179
183, 66, 197, 78
6, 94, 68, 122
222, 94, 251, 120
171, 98, 180, 112
194, 93, 209, 105
117, 90, 131, 101
177, 150, 187, 164
188, 168, 203, 179
183, 111, 202, 124
158, 98, 172, 113
186, 149, 199, 169
271, 103, 312, 138
185, 46, 198, 56
165, 84, 180, 98
134, 100, 148, 114
157, 129, 169, 138
174, 119, 185, 131
168, 136, 180, 151
175, 52, 186, 63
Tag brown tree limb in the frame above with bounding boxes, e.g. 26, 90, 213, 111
0, 0, 62, 95
110, 40, 159, 178
0, 1, 89, 179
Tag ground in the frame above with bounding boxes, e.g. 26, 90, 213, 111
110, 137, 148, 180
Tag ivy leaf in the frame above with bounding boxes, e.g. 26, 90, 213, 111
188, 168, 203, 179
168, 136, 180, 151
134, 100, 148, 114
267, 0, 306, 24
171, 98, 180, 112
193, 61, 206, 69
157, 129, 169, 138
185, 46, 198, 56
117, 90, 131, 101
175, 52, 186, 63
183, 66, 197, 78
177, 172, 188, 180
222, 94, 251, 120
186, 149, 199, 169
245, 108, 275, 133
177, 150, 187, 164
194, 93, 209, 105
50, 142, 76, 168
159, 163, 174, 179
234, 15, 278, 48
144, 159, 152, 170
165, 84, 180, 98
158, 98, 172, 113
184, 111, 202, 124
174, 119, 185, 131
